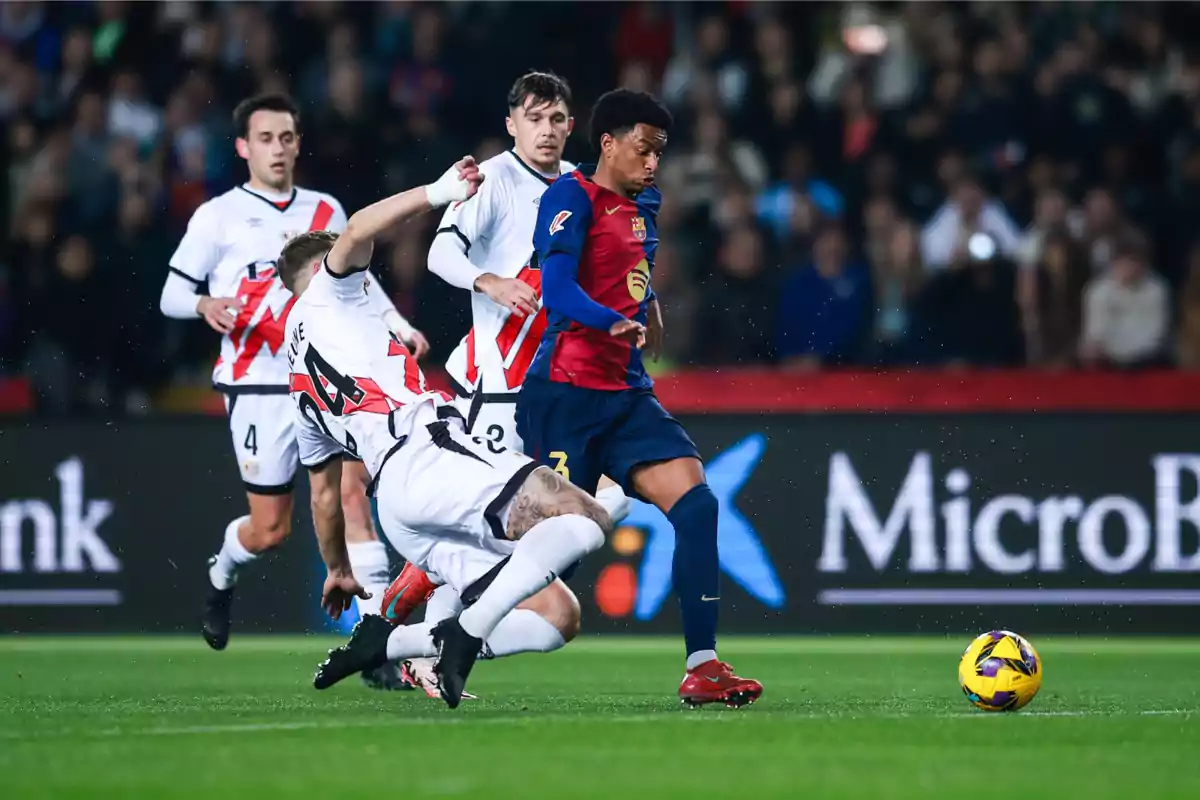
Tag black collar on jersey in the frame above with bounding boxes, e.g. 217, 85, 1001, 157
507, 149, 557, 186
238, 185, 298, 213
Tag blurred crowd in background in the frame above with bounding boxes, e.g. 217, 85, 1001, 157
4, 1, 1200, 413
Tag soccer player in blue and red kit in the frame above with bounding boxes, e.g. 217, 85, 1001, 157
516, 89, 763, 707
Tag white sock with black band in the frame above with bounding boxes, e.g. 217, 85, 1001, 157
209, 516, 255, 591
456, 514, 604, 641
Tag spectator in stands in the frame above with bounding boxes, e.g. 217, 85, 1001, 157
658, 110, 767, 216
777, 224, 871, 370
1016, 186, 1071, 312
756, 142, 843, 246
868, 219, 923, 365
695, 227, 776, 366
915, 233, 1024, 366
1077, 187, 1131, 274
1025, 232, 1089, 369
1081, 238, 1170, 368
920, 173, 1022, 273
1175, 242, 1200, 369
644, 241, 696, 370
26, 236, 113, 413
662, 15, 748, 115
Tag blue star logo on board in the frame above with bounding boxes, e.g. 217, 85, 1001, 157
595, 434, 785, 619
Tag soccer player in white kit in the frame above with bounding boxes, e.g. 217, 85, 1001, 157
278, 158, 611, 708
159, 94, 425, 688
380, 73, 633, 696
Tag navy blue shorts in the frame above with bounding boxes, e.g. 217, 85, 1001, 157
515, 377, 700, 498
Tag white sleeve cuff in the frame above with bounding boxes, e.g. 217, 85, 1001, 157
427, 230, 485, 291
159, 271, 202, 319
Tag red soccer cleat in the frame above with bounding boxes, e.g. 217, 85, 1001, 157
380, 562, 438, 625
678, 660, 763, 708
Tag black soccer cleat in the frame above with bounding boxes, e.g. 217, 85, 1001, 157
201, 574, 235, 651
431, 617, 483, 709
314, 614, 392, 690
360, 659, 416, 692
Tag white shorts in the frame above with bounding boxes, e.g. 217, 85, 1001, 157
455, 393, 523, 454
225, 393, 298, 494
374, 410, 538, 594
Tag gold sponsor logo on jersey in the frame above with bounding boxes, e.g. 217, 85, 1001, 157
627, 258, 650, 302
631, 216, 647, 241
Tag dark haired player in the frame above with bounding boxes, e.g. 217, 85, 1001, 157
159, 93, 424, 689
515, 89, 763, 707
380, 72, 634, 698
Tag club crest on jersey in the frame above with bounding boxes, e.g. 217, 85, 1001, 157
549, 210, 572, 236
631, 216, 647, 241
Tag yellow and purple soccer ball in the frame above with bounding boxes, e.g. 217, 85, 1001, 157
958, 630, 1043, 712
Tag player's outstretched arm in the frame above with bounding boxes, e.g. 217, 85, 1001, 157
308, 456, 368, 619
326, 158, 484, 276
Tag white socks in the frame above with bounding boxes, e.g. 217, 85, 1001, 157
686, 649, 719, 671
596, 484, 632, 525
347, 540, 391, 617
208, 516, 256, 591
483, 609, 565, 657
424, 583, 462, 625
386, 621, 437, 660
458, 514, 604, 641
392, 609, 566, 663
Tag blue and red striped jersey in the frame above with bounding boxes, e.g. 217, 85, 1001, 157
528, 166, 660, 391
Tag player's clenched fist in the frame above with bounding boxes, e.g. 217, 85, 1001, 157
609, 318, 646, 348
426, 156, 485, 207
197, 296, 242, 334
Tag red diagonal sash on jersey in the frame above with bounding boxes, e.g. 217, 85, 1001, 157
494, 264, 547, 389
230, 200, 337, 380
309, 200, 334, 232
387, 334, 425, 395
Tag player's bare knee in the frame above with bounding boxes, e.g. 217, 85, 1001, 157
519, 580, 581, 642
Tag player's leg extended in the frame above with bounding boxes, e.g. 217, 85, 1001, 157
204, 395, 296, 650
316, 416, 607, 705
203, 491, 293, 651
617, 394, 762, 707
318, 457, 602, 703
400, 573, 581, 700
431, 466, 606, 707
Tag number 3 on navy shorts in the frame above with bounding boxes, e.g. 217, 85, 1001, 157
548, 450, 569, 480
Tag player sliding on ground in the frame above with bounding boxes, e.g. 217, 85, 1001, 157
159, 93, 425, 691
516, 89, 763, 707
378, 71, 634, 699
278, 158, 612, 708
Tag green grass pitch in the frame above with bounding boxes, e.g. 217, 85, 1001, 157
1, 636, 1198, 798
